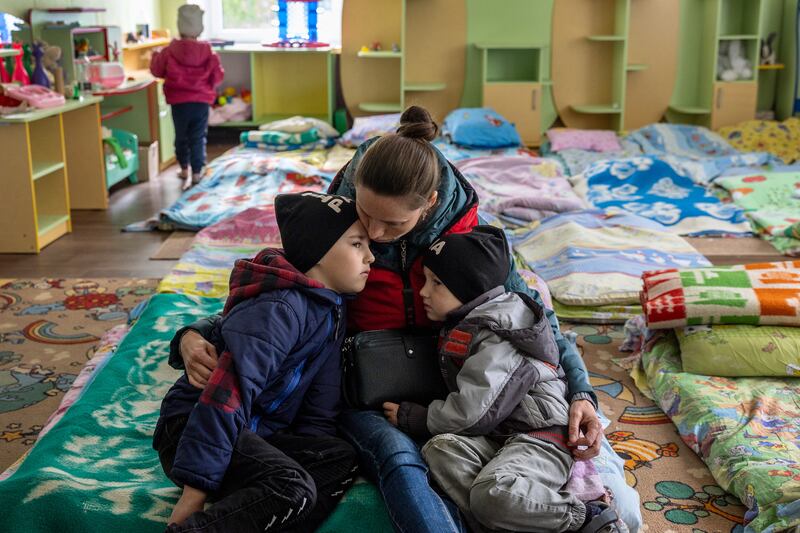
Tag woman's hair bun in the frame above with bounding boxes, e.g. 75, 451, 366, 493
396, 105, 439, 142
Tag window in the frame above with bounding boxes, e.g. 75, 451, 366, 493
203, 0, 342, 45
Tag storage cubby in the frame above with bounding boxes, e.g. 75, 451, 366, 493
485, 48, 540, 83
668, 0, 761, 129
719, 0, 762, 37
29, 115, 65, 180
34, 170, 71, 250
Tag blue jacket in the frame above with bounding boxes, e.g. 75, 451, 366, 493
157, 249, 346, 492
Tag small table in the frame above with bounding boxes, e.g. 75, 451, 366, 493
0, 97, 106, 253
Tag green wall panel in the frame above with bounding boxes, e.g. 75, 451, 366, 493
463, 0, 556, 131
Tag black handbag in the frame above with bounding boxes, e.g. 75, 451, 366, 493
342, 330, 449, 410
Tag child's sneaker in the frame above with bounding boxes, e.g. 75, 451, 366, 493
177, 167, 188, 180
192, 172, 203, 185
579, 501, 623, 533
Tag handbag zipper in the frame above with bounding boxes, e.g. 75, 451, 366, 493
400, 239, 415, 327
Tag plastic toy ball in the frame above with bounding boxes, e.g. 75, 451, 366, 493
217, 95, 228, 106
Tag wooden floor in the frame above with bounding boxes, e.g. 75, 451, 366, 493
0, 142, 234, 278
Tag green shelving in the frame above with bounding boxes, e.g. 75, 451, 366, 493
358, 102, 403, 112
571, 104, 623, 114
667, 0, 763, 129
357, 50, 403, 58
404, 83, 447, 91
586, 35, 626, 41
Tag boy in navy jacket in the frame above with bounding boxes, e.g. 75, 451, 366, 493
154, 191, 375, 532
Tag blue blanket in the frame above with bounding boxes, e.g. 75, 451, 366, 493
625, 124, 777, 184
159, 148, 333, 230
571, 156, 751, 236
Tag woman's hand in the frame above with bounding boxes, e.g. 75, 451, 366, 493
383, 402, 400, 426
168, 485, 207, 526
180, 330, 218, 389
567, 399, 603, 460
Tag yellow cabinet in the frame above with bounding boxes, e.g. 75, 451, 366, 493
711, 82, 758, 130
483, 82, 542, 146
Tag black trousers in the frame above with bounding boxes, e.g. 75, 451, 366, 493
154, 415, 357, 533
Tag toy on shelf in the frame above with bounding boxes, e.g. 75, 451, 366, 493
31, 42, 50, 87
359, 45, 370, 53
87, 62, 124, 89
391, 43, 400, 53
371, 41, 382, 52
209, 86, 252, 125
5, 84, 65, 108
717, 40, 753, 81
10, 42, 29, 85
760, 32, 778, 66
263, 0, 329, 48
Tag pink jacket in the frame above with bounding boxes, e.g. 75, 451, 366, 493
150, 39, 224, 105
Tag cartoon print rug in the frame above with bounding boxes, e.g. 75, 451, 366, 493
0, 278, 158, 471
561, 322, 748, 533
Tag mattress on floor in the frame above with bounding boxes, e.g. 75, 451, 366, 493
638, 330, 800, 532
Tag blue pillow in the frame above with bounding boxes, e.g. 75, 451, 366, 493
442, 107, 521, 149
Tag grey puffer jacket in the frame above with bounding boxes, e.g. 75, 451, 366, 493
397, 288, 570, 439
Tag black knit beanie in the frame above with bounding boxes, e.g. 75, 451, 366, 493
275, 192, 360, 273
422, 225, 510, 304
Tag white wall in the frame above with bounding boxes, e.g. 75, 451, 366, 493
2, 0, 161, 35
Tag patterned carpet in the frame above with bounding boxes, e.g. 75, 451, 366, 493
0, 279, 747, 531
562, 322, 747, 533
0, 278, 158, 471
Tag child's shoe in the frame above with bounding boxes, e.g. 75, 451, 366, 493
177, 167, 188, 180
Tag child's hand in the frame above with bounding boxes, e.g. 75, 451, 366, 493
383, 402, 400, 426
169, 485, 207, 526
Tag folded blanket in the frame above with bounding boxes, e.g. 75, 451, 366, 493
642, 261, 800, 328
510, 210, 711, 306
241, 128, 321, 146
457, 156, 584, 224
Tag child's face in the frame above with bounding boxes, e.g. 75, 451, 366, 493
316, 220, 374, 294
420, 266, 463, 322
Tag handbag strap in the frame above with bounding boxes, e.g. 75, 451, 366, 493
400, 239, 415, 328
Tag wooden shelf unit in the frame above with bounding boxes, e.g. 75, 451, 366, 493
667, 0, 762, 129
477, 43, 547, 145
341, 0, 466, 122
211, 45, 335, 128
552, 0, 680, 131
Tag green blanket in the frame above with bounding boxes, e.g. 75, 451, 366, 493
716, 172, 800, 256
0, 294, 392, 532
640, 331, 800, 532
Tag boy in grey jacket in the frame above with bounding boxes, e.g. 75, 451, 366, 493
383, 226, 620, 533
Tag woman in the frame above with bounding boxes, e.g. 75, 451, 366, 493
171, 106, 604, 532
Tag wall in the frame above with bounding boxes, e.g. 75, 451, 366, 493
2, 0, 161, 36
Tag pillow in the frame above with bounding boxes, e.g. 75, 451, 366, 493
339, 113, 402, 147
259, 115, 340, 138
676, 325, 800, 377
442, 108, 521, 149
547, 128, 622, 153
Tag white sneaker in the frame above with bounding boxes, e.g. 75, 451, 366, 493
177, 167, 188, 179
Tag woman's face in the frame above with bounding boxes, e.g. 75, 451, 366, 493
355, 186, 437, 243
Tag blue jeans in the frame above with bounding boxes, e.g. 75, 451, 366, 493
172, 102, 209, 174
338, 410, 466, 533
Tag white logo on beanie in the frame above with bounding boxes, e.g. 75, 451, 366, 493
429, 240, 446, 255
301, 191, 353, 214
